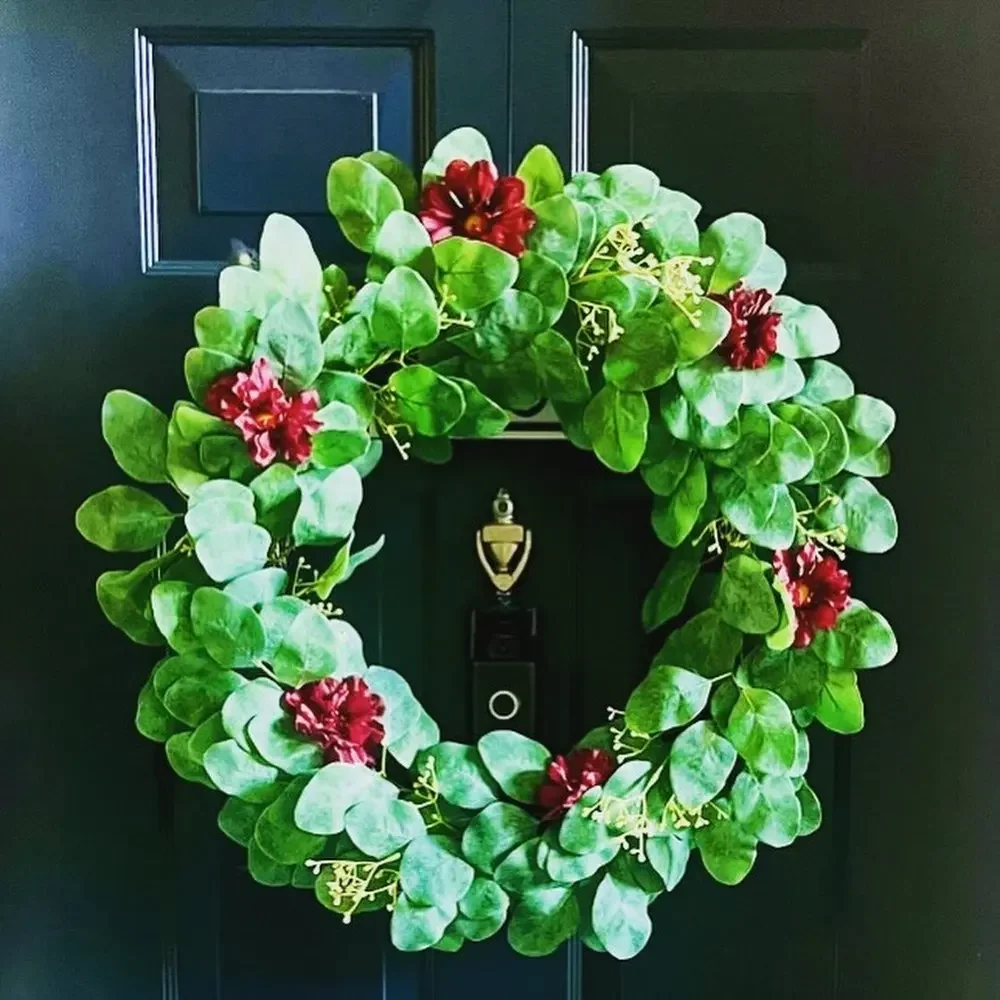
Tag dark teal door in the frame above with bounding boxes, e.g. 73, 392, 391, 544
2, 2, 996, 999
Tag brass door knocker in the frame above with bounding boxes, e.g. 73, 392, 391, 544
475, 489, 532, 594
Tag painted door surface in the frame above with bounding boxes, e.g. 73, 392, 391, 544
1, 2, 997, 999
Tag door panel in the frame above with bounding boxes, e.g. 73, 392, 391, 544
512, 2, 999, 999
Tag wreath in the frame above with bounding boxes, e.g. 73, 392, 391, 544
76, 126, 898, 960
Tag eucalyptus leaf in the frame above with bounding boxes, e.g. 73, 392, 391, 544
101, 390, 169, 484
669, 721, 738, 809
327, 156, 404, 252
76, 486, 174, 553
584, 385, 649, 473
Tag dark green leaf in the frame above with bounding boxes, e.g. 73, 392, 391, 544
507, 886, 579, 957
461, 802, 538, 874
433, 236, 519, 311
388, 365, 466, 436
650, 456, 707, 546
641, 541, 703, 631
101, 390, 169, 484
669, 721, 737, 809
604, 309, 678, 392
190, 587, 266, 667
727, 687, 798, 775
477, 730, 551, 804
811, 600, 897, 669
654, 608, 742, 679
625, 665, 711, 734
715, 553, 780, 634
416, 743, 499, 810
516, 144, 565, 205
254, 777, 327, 864
327, 156, 404, 252
76, 485, 174, 552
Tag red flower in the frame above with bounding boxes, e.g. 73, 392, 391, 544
536, 748, 617, 820
713, 286, 782, 370
282, 675, 386, 767
204, 357, 321, 468
420, 159, 537, 256
773, 543, 851, 648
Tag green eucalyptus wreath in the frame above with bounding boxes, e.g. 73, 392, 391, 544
76, 126, 899, 960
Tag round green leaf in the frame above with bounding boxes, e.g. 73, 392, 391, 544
744, 646, 828, 710
371, 265, 440, 353
461, 802, 538, 874
360, 151, 419, 211
388, 365, 466, 436
101, 390, 169, 484
516, 144, 565, 206
203, 739, 282, 804
677, 355, 744, 426
695, 817, 757, 885
366, 209, 434, 282
254, 777, 326, 865
814, 669, 865, 734
449, 378, 510, 437
645, 834, 690, 891
798, 359, 855, 404
715, 553, 780, 634
604, 309, 679, 391
194, 523, 271, 584
529, 329, 589, 403
668, 720, 738, 809
345, 798, 425, 858
294, 761, 397, 835
811, 600, 897, 669
221, 677, 281, 751
591, 871, 652, 960
194, 305, 258, 358
401, 834, 475, 909
650, 457, 707, 546
422, 126, 492, 182
477, 730, 551, 803
525, 194, 580, 273
836, 476, 898, 553
248, 710, 324, 775
625, 665, 711, 735
641, 542, 703, 632
327, 156, 404, 252
774, 295, 840, 358
416, 743, 499, 810
76, 485, 174, 553
253, 299, 323, 390
515, 251, 569, 327
700, 212, 766, 294
292, 465, 363, 546
727, 687, 798, 775
433, 236, 518, 311
584, 384, 649, 473
135, 679, 185, 743
163, 670, 244, 727
731, 772, 801, 848
456, 877, 510, 941
507, 886, 579, 957
190, 587, 266, 667
654, 607, 742, 680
